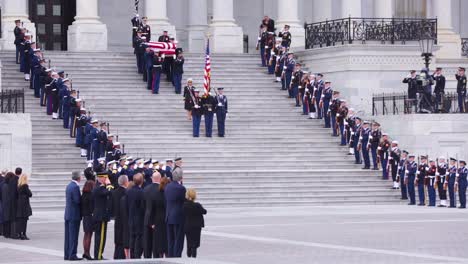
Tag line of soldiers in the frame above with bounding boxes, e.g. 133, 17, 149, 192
132, 16, 184, 95
402, 67, 467, 113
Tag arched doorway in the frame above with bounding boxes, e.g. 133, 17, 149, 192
28, 0, 76, 50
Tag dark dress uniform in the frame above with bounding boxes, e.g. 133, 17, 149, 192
447, 163, 457, 208
173, 55, 184, 94
144, 50, 154, 90
283, 58, 295, 98
131, 16, 142, 47
141, 24, 151, 42
97, 129, 107, 158
92, 179, 113, 260
436, 162, 448, 206
405, 159, 418, 205
359, 126, 371, 169
290, 69, 303, 106
127, 184, 145, 259
202, 95, 217, 137
416, 161, 429, 206
16, 184, 32, 238
158, 35, 170, 43
378, 140, 391, 179
389, 147, 401, 187
191, 95, 203, 137
457, 165, 468, 208
352, 121, 362, 164
112, 186, 127, 259
14, 25, 22, 64
183, 200, 207, 258
432, 73, 446, 112
369, 129, 381, 170
215, 92, 228, 137
258, 30, 267, 67
337, 105, 348, 145
321, 86, 333, 128
398, 156, 408, 200
455, 72, 467, 113
329, 98, 340, 136
278, 30, 291, 48
427, 164, 437, 206
314, 79, 324, 119
152, 54, 163, 94
402, 76, 418, 100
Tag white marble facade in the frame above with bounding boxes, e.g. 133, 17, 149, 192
0, 0, 467, 53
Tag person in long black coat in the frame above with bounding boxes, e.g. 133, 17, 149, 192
0, 170, 7, 236
16, 175, 32, 240
127, 173, 145, 259
143, 172, 162, 258
153, 177, 169, 258
1, 172, 16, 238
113, 175, 129, 260
81, 180, 95, 260
183, 189, 207, 258
120, 186, 131, 259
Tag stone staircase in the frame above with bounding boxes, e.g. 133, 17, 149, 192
1, 51, 401, 211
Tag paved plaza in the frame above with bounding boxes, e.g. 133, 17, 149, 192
0, 205, 467, 264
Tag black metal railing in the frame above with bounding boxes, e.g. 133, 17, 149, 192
305, 17, 437, 49
0, 89, 25, 113
462, 38, 468, 57
372, 92, 465, 116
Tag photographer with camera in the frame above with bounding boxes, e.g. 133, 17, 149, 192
415, 68, 434, 113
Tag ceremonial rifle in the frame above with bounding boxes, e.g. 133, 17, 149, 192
444, 153, 449, 191
107, 122, 110, 135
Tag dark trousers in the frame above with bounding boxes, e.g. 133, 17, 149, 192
16, 217, 28, 234
130, 233, 143, 259
146, 67, 153, 90
434, 92, 442, 112
204, 113, 214, 137
407, 175, 416, 204
114, 244, 125, 259
315, 98, 322, 119
417, 183, 425, 205
167, 224, 184, 258
63, 110, 70, 128
260, 46, 266, 66
186, 227, 201, 258
381, 158, 389, 179
143, 227, 153, 258
428, 184, 436, 206
64, 220, 80, 260
339, 123, 346, 145
16, 44, 21, 64
152, 70, 161, 94
371, 146, 378, 169
448, 181, 456, 207
136, 52, 143, 73
459, 180, 467, 208
3, 221, 11, 238
94, 221, 108, 260
216, 110, 226, 136
323, 102, 330, 128
458, 92, 466, 113
437, 182, 447, 201
400, 173, 408, 199
173, 72, 182, 94
192, 114, 201, 137
353, 143, 361, 164
391, 163, 398, 182
362, 147, 370, 168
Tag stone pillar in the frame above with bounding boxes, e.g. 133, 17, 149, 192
0, 0, 36, 50
374, 0, 393, 18
277, 0, 305, 50
145, 0, 177, 41
67, 0, 108, 51
433, 0, 461, 58
187, 0, 208, 53
208, 0, 243, 53
313, 0, 332, 22
341, 0, 362, 18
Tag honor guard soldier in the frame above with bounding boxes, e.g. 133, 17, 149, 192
369, 122, 382, 170
398, 150, 409, 200
269, 38, 282, 76
111, 142, 122, 163
61, 80, 72, 128
402, 70, 418, 103
107, 161, 119, 188
314, 74, 324, 119
320, 80, 333, 128
416, 155, 429, 206
305, 74, 318, 118
158, 30, 170, 43
131, 14, 142, 48
133, 30, 145, 74
89, 119, 100, 163
215, 87, 228, 137
336, 100, 348, 145
117, 157, 128, 178
283, 52, 295, 96
446, 158, 458, 208
273, 40, 284, 82
92, 172, 114, 260
140, 17, 151, 42
345, 108, 356, 154
427, 160, 437, 206
126, 161, 136, 181
257, 25, 268, 67
14, 19, 22, 64
77, 108, 88, 157
172, 49, 184, 94
405, 154, 418, 205
69, 97, 81, 138
436, 157, 448, 207
455, 67, 467, 113
278, 25, 292, 49
378, 133, 391, 179
359, 121, 371, 169
329, 91, 341, 136
143, 159, 153, 186
265, 32, 276, 74
105, 134, 114, 162
144, 47, 154, 88
290, 63, 303, 106
299, 73, 310, 115
164, 159, 174, 180
389, 141, 401, 189
352, 117, 362, 164
277, 47, 288, 88
457, 160, 467, 208
98, 123, 108, 158
432, 67, 446, 112
202, 92, 217, 137
191, 89, 203, 137
151, 50, 163, 94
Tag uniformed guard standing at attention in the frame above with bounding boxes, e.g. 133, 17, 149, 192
133, 30, 145, 74
172, 49, 184, 94
257, 25, 267, 67
427, 159, 437, 207
402, 70, 418, 105
416, 155, 428, 206
131, 14, 142, 47
336, 100, 348, 145
69, 97, 81, 138
446, 158, 458, 208
77, 108, 88, 157
314, 74, 324, 119
290, 63, 303, 106
329, 91, 341, 136
14, 19, 22, 64
158, 30, 170, 43
191, 89, 203, 137
435, 157, 448, 207
278, 25, 291, 49
320, 81, 333, 129
92, 172, 114, 260
455, 67, 467, 113
432, 67, 446, 112
359, 121, 371, 170
140, 17, 151, 42
398, 150, 409, 200
405, 154, 418, 205
215, 87, 228, 137
457, 160, 468, 208
369, 122, 382, 170
352, 117, 362, 164
97, 122, 108, 158
202, 92, 217, 138
144, 47, 154, 89
61, 81, 72, 129
389, 141, 401, 189
346, 109, 356, 155
378, 133, 391, 179
151, 51, 163, 94
283, 52, 295, 97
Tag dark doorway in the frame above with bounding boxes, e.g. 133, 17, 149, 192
29, 0, 76, 50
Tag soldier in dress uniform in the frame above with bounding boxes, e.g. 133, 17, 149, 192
432, 67, 446, 112
389, 141, 401, 189
143, 159, 153, 187
117, 157, 128, 179
158, 30, 170, 43
127, 161, 137, 181
269, 38, 282, 77
105, 134, 114, 162
265, 32, 276, 75
398, 150, 409, 200
107, 161, 119, 188
283, 52, 295, 97
427, 159, 437, 207
378, 133, 391, 180
31, 50, 42, 97
345, 108, 355, 154
272, 39, 284, 82
278, 25, 291, 49
92, 172, 114, 260
172, 49, 184, 94
446, 158, 458, 208
435, 157, 448, 207
111, 142, 122, 163
131, 14, 142, 48
14, 20, 22, 64
290, 63, 303, 106
215, 88, 228, 137
314, 74, 324, 119
202, 92, 217, 137
134, 31, 145, 74
144, 47, 154, 89
352, 117, 362, 164
191, 89, 203, 137
300, 73, 310, 115
336, 100, 348, 145
140, 17, 151, 42
402, 70, 418, 103
77, 108, 88, 157
98, 123, 108, 158
457, 160, 468, 208
69, 97, 81, 138
305, 74, 317, 118
369, 122, 381, 170
416, 155, 429, 206
164, 159, 174, 180
329, 91, 341, 136
320, 81, 333, 128
61, 80, 72, 128
405, 154, 418, 205
359, 121, 371, 169
257, 25, 268, 67
277, 47, 288, 87
151, 50, 163, 94
21, 33, 32, 80
455, 67, 467, 113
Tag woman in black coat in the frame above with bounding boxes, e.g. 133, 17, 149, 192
81, 180, 95, 260
1, 172, 15, 238
183, 188, 207, 258
16, 174, 32, 240
151, 177, 169, 258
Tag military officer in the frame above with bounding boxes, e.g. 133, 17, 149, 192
92, 172, 114, 260
191, 89, 203, 137
290, 63, 303, 106
133, 30, 145, 74
345, 108, 356, 155
283, 52, 295, 97
14, 19, 22, 64
457, 160, 467, 208
455, 67, 467, 113
69, 97, 81, 138
436, 157, 448, 207
416, 155, 429, 206
277, 47, 288, 87
117, 157, 128, 178
405, 154, 418, 205
402, 70, 418, 101
336, 100, 348, 145
446, 158, 458, 208
432, 67, 446, 112
320, 81, 333, 128
158, 30, 170, 43
202, 92, 217, 137
183, 79, 196, 120
107, 161, 119, 188
278, 25, 292, 49
378, 133, 391, 180
329, 91, 341, 136
144, 47, 154, 89
427, 159, 437, 207
105, 134, 114, 162
143, 159, 153, 187
61, 80, 72, 129
140, 17, 151, 42
131, 14, 142, 48
314, 74, 324, 119
257, 25, 268, 67
359, 121, 371, 169
398, 150, 409, 200
97, 123, 108, 158
269, 38, 282, 76
389, 141, 401, 189
352, 117, 362, 164
369, 122, 382, 170
77, 108, 88, 157
172, 49, 184, 94
215, 87, 228, 137
265, 32, 276, 74
151, 50, 163, 94
111, 142, 122, 163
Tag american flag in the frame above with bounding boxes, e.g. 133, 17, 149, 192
203, 39, 211, 95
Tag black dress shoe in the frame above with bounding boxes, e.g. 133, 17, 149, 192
417, 203, 425, 206
401, 197, 408, 200
437, 205, 446, 207
69, 256, 83, 261
408, 203, 416, 205
22, 235, 30, 240
82, 254, 93, 260
458, 206, 466, 209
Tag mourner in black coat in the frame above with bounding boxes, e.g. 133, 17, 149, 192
127, 173, 145, 259
183, 189, 207, 258
16, 178, 32, 240
112, 175, 129, 260
1, 172, 18, 238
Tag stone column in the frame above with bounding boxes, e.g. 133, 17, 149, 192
145, 0, 177, 41
276, 0, 305, 50
0, 0, 36, 50
187, 0, 208, 53
374, 0, 393, 18
208, 0, 243, 53
433, 0, 461, 58
313, 0, 332, 22
341, 0, 362, 18
67, 0, 108, 51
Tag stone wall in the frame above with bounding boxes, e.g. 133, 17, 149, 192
0, 114, 32, 174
